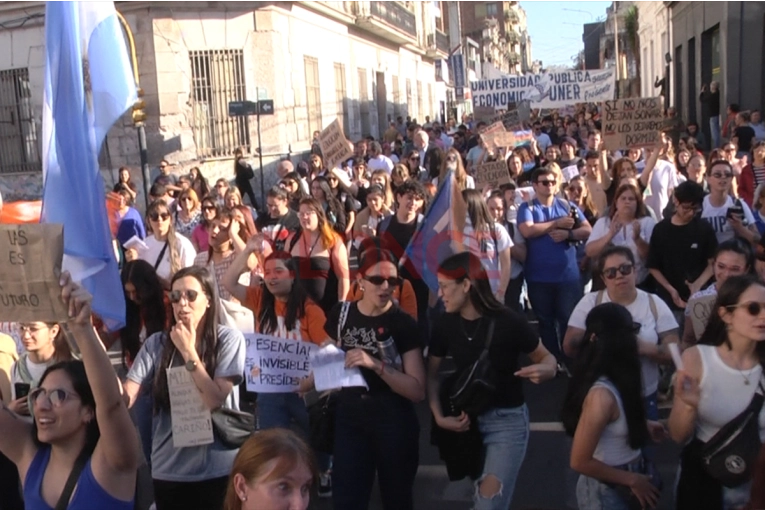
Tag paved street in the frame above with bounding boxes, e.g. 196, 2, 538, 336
309, 371, 681, 510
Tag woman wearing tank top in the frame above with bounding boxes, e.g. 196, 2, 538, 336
563, 303, 664, 510
670, 274, 765, 509
0, 273, 139, 509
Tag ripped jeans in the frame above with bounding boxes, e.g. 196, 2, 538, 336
474, 404, 529, 510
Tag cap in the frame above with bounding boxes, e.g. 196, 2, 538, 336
561, 137, 578, 149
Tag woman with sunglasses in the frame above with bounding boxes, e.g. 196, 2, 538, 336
565, 246, 679, 421
681, 239, 754, 348
670, 274, 765, 510
403, 149, 422, 179
125, 266, 246, 510
434, 148, 474, 190
132, 200, 196, 290
318, 243, 425, 510
0, 273, 140, 509
562, 302, 663, 510
174, 188, 202, 239
192, 199, 218, 253
214, 179, 230, 206
280, 170, 310, 212
701, 160, 758, 245
586, 184, 656, 289
429, 251, 556, 510
737, 140, 765, 208
287, 198, 350, 314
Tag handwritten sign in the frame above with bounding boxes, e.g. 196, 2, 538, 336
688, 293, 717, 340
562, 164, 580, 182
603, 97, 664, 150
474, 161, 512, 189
167, 366, 214, 448
244, 334, 315, 393
488, 109, 522, 132
318, 119, 353, 170
310, 344, 368, 392
0, 224, 68, 323
474, 105, 496, 125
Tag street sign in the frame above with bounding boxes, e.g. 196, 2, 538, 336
228, 100, 258, 117
258, 100, 274, 115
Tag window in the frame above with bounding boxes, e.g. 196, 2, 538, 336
189, 50, 249, 158
486, 3, 498, 17
710, 27, 721, 84
428, 83, 434, 121
334, 63, 349, 136
406, 78, 413, 119
0, 68, 39, 173
392, 75, 401, 117
304, 57, 322, 138
417, 80, 424, 121
358, 68, 370, 136
474, 4, 486, 18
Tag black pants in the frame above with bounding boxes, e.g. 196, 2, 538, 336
504, 273, 525, 313
332, 390, 419, 510
236, 181, 259, 211
153, 476, 228, 510
0, 453, 23, 510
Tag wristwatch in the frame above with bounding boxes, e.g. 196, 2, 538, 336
185, 359, 198, 372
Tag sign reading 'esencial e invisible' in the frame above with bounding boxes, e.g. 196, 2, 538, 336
470, 69, 615, 109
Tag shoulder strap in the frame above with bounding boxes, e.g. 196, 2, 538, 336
647, 293, 659, 323
482, 319, 496, 351
154, 241, 169, 271
287, 228, 303, 252
54, 446, 91, 510
595, 290, 605, 306
337, 301, 351, 342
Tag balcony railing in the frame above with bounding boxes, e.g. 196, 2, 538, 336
369, 1, 417, 38
436, 29, 449, 53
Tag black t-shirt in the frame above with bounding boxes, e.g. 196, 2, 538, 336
734, 126, 756, 152
256, 210, 300, 251
647, 217, 717, 309
430, 310, 539, 409
324, 302, 420, 393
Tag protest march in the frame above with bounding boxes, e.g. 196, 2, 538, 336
1, 2, 765, 510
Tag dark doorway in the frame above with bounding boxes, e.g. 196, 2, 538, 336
688, 38, 697, 125
376, 72, 387, 138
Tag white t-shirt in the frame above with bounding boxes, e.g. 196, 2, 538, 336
568, 290, 678, 395
701, 194, 756, 244
586, 216, 656, 283
10, 356, 52, 399
367, 155, 394, 174
139, 234, 197, 281
644, 160, 678, 219
507, 221, 525, 280
463, 222, 513, 294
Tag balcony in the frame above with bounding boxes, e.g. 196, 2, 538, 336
504, 9, 519, 24
356, 1, 417, 45
301, 1, 357, 24
508, 51, 521, 64
426, 29, 450, 58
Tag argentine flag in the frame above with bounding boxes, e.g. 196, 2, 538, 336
41, 2, 137, 330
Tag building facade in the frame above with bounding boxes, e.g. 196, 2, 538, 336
459, 1, 529, 76
671, 1, 765, 145
636, 1, 670, 99
0, 1, 451, 203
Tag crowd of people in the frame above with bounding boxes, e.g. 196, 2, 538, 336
0, 99, 765, 510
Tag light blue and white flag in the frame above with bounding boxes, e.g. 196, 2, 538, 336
41, 1, 136, 330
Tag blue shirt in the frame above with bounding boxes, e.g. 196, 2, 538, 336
116, 206, 146, 247
517, 198, 582, 283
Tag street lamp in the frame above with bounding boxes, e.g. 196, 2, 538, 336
115, 12, 151, 211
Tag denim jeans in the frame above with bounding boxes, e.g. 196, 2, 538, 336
710, 115, 721, 149
332, 390, 419, 510
527, 280, 583, 361
258, 392, 331, 471
473, 404, 529, 510
576, 475, 630, 510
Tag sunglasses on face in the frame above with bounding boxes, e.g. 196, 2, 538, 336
711, 172, 733, 179
409, 156, 419, 161
724, 147, 736, 152
727, 301, 765, 317
602, 263, 634, 279
446, 156, 458, 162
149, 212, 170, 222
29, 387, 80, 408
536, 180, 557, 186
169, 289, 200, 304
202, 205, 216, 211
364, 275, 402, 287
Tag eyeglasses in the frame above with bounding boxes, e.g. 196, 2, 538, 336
29, 388, 80, 408
202, 205, 216, 211
409, 156, 419, 161
446, 156, 458, 162
536, 180, 557, 186
602, 263, 634, 279
364, 275, 402, 287
711, 172, 733, 179
149, 212, 171, 222
169, 289, 201, 304
568, 186, 583, 193
726, 301, 765, 317
14, 324, 47, 335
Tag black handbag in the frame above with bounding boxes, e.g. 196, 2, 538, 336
308, 392, 337, 454
448, 319, 497, 416
211, 407, 255, 449
699, 378, 765, 487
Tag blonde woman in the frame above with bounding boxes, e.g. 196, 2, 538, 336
175, 188, 202, 238
435, 148, 474, 190
130, 199, 196, 289
369, 169, 395, 211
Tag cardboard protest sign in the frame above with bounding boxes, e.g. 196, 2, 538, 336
318, 119, 353, 170
480, 121, 506, 151
473, 105, 496, 125
474, 160, 512, 189
167, 366, 214, 448
0, 224, 68, 323
561, 164, 580, 182
512, 130, 534, 146
603, 97, 664, 150
490, 109, 522, 132
688, 293, 717, 340
244, 334, 315, 393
